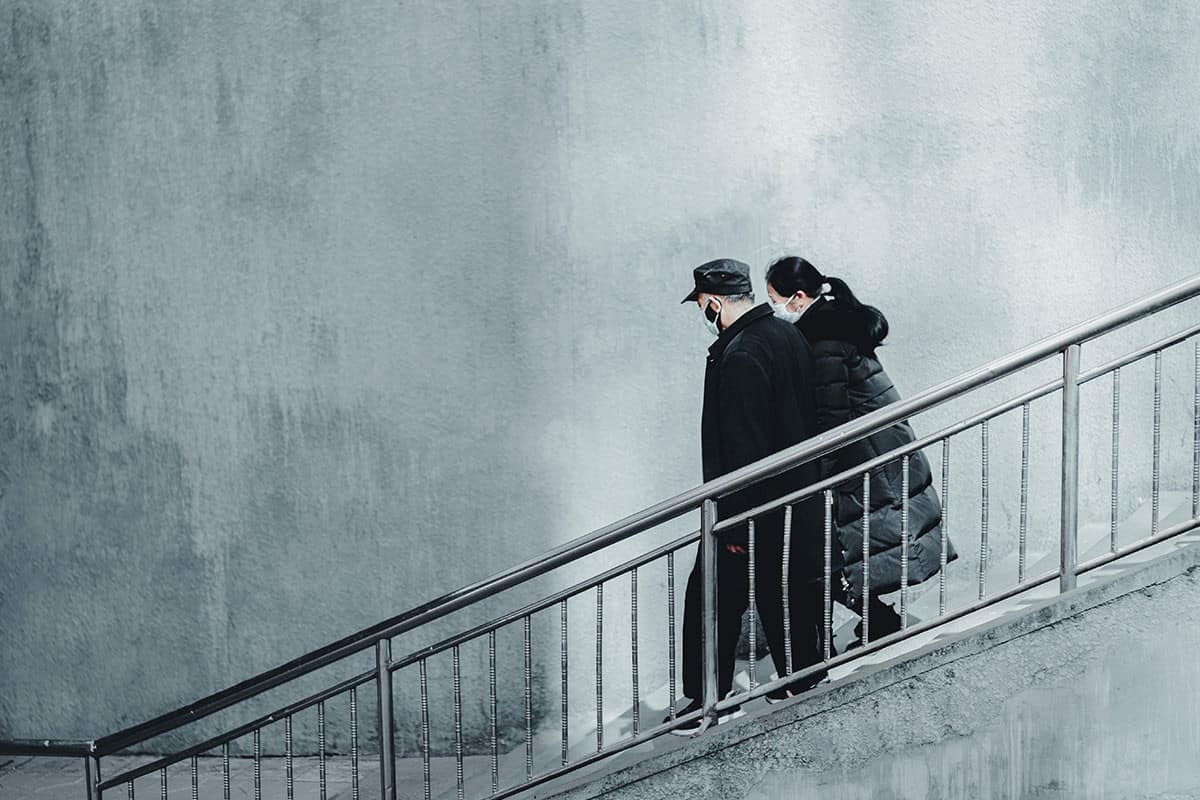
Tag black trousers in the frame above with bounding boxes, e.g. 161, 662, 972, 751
681, 530, 826, 702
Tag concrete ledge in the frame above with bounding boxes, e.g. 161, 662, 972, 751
538, 540, 1200, 800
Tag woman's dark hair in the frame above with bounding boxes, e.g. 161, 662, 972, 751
765, 256, 823, 298
765, 256, 889, 349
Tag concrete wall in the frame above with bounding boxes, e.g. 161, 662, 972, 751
547, 542, 1200, 800
3, 0, 1200, 751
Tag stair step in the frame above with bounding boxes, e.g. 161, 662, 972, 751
429, 496, 1200, 799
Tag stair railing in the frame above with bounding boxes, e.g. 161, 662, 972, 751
3, 273, 1199, 800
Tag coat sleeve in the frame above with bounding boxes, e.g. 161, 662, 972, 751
718, 351, 774, 473
812, 342, 852, 433
715, 351, 774, 541
812, 342, 854, 481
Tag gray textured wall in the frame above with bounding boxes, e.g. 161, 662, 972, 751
3, 0, 1200, 752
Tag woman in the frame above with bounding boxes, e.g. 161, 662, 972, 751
765, 256, 955, 646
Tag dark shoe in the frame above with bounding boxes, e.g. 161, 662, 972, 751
664, 699, 744, 735
765, 669, 829, 704
764, 687, 793, 705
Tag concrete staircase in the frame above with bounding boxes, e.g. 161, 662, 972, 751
532, 524, 1200, 799
426, 493, 1198, 800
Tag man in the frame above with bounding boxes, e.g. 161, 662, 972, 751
671, 258, 827, 732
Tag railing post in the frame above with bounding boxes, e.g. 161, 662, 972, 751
376, 639, 397, 800
1060, 344, 1082, 593
700, 499, 720, 726
84, 754, 97, 800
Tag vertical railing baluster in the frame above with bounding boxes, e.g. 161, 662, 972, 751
747, 517, 757, 691
128, 781, 134, 800
377, 639, 396, 800
823, 491, 833, 661
350, 686, 360, 800
253, 729, 261, 800
1020, 402, 1030, 582
1111, 369, 1121, 553
900, 456, 910, 629
489, 630, 499, 795
979, 421, 990, 600
1193, 340, 1199, 520
701, 499, 720, 728
861, 472, 871, 645
524, 615, 534, 782
1152, 350, 1163, 536
940, 438, 950, 615
782, 504, 793, 675
596, 582, 604, 750
159, 768, 166, 800
318, 701, 327, 800
1060, 344, 1082, 593
560, 598, 569, 765
191, 755, 198, 800
90, 756, 101, 800
286, 715, 294, 800
222, 743, 230, 800
667, 551, 677, 719
454, 645, 465, 800
631, 568, 640, 736
419, 659, 431, 800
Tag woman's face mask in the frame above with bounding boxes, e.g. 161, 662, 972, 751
771, 294, 802, 324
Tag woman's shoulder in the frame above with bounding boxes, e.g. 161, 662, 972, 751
798, 298, 887, 355
808, 335, 856, 360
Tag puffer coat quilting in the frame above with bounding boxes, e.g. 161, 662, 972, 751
797, 297, 957, 601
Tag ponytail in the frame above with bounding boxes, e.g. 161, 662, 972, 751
766, 256, 889, 349
822, 276, 859, 308
824, 275, 889, 349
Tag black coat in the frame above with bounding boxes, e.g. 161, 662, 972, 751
796, 297, 956, 601
702, 304, 823, 575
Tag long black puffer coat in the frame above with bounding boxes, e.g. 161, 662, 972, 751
796, 297, 956, 603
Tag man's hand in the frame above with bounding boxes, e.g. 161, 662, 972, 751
725, 543, 747, 555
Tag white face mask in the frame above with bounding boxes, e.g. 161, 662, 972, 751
703, 299, 723, 337
771, 295, 802, 324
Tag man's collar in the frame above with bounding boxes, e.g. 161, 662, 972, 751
708, 303, 774, 358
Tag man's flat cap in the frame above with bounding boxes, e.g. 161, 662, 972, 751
681, 258, 753, 303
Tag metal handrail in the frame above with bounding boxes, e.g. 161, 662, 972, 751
715, 567, 1064, 712
0, 740, 94, 758
714, 513, 1200, 715
1079, 321, 1200, 386
90, 271, 1200, 756
96, 670, 375, 791
390, 529, 701, 674
716, 317, 1200, 532
1077, 517, 1200, 574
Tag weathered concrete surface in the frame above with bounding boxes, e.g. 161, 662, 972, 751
4, 0, 1200, 751
540, 542, 1200, 800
